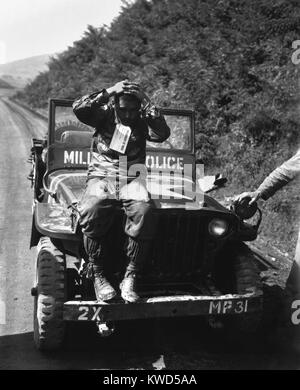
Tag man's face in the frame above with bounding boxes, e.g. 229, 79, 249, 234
115, 95, 140, 126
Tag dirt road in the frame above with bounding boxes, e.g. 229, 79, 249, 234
0, 97, 46, 337
0, 97, 299, 370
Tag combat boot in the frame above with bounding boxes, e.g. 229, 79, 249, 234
120, 271, 140, 303
93, 267, 117, 302
83, 236, 116, 302
121, 238, 147, 303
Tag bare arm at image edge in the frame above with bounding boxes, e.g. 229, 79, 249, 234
257, 149, 300, 200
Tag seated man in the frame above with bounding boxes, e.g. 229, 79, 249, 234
73, 80, 170, 303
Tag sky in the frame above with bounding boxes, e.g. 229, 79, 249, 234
0, 0, 123, 64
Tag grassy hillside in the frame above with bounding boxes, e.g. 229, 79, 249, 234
16, 0, 300, 256
0, 54, 51, 88
0, 78, 13, 89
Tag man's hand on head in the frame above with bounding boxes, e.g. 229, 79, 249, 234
107, 80, 140, 96
110, 80, 150, 105
107, 80, 129, 96
123, 82, 145, 101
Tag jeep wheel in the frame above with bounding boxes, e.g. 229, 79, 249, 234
230, 245, 263, 333
214, 242, 263, 334
33, 237, 66, 351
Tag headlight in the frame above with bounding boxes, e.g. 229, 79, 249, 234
208, 218, 228, 237
232, 199, 258, 220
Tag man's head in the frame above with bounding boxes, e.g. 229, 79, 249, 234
114, 93, 141, 126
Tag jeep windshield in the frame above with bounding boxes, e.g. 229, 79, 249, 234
147, 110, 194, 152
50, 100, 194, 153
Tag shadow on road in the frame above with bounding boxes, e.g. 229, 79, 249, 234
1, 316, 300, 370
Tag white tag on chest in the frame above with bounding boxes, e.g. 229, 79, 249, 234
109, 124, 132, 154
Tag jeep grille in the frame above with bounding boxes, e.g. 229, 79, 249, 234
146, 211, 209, 281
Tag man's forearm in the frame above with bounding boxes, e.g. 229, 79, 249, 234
72, 90, 109, 127
257, 169, 291, 200
146, 109, 171, 142
257, 149, 300, 200
141, 104, 170, 142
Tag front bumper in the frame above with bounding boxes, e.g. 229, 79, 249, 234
63, 291, 263, 322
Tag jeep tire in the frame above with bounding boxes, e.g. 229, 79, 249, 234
33, 237, 66, 351
214, 242, 263, 334
230, 244, 263, 333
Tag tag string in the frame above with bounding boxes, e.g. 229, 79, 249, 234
114, 105, 121, 125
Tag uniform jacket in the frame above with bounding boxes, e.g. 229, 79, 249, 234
73, 89, 170, 179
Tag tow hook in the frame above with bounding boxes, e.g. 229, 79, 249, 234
96, 321, 115, 337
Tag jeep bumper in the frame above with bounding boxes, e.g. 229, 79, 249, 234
63, 292, 263, 322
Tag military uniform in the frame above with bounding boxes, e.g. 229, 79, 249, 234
72, 89, 170, 301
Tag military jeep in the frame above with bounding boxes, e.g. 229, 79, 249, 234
29, 99, 265, 351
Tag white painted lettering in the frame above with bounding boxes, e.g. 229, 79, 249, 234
223, 300, 233, 314
177, 157, 184, 170
235, 301, 244, 314
91, 307, 102, 321
64, 151, 74, 164
78, 306, 89, 320
209, 300, 221, 314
